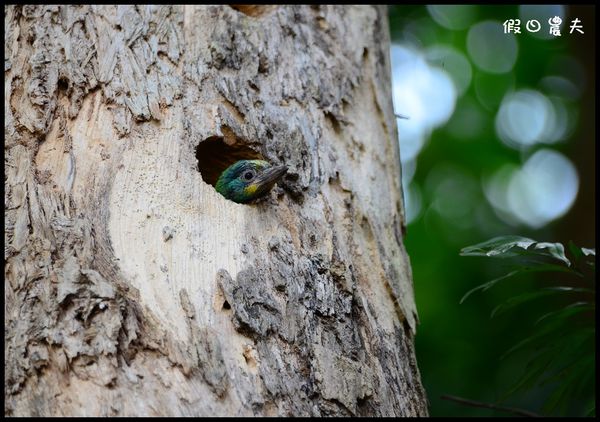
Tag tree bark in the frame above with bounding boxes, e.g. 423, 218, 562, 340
4, 5, 427, 416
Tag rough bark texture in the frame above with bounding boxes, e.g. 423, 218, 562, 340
4, 5, 428, 416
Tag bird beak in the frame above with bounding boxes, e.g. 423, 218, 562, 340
255, 165, 288, 195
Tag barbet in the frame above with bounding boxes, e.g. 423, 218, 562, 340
215, 160, 288, 204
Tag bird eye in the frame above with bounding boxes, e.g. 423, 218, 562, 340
242, 171, 255, 181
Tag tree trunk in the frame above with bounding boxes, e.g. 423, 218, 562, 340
4, 5, 427, 416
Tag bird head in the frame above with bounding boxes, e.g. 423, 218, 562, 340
215, 160, 288, 204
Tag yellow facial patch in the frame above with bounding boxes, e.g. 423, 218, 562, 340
244, 183, 258, 196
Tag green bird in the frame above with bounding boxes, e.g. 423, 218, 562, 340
215, 160, 288, 204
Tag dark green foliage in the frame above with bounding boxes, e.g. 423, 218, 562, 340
388, 4, 595, 417
461, 236, 595, 417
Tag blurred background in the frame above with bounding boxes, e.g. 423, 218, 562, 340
387, 5, 595, 417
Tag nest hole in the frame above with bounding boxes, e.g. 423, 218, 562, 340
57, 77, 69, 93
196, 136, 263, 187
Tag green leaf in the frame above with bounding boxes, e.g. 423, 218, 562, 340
581, 247, 596, 270
568, 240, 584, 260
461, 235, 571, 266
501, 310, 593, 360
460, 236, 595, 415
460, 265, 581, 304
534, 302, 595, 326
542, 353, 594, 415
537, 332, 594, 386
502, 329, 594, 407
567, 241, 596, 272
490, 287, 592, 318
581, 247, 596, 256
568, 241, 596, 259
502, 352, 554, 398
543, 375, 572, 415
460, 270, 520, 304
533, 242, 571, 266
460, 235, 537, 258
501, 332, 551, 362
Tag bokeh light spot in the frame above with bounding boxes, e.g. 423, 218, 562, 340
467, 21, 518, 74
484, 150, 579, 228
405, 182, 423, 224
495, 89, 567, 149
508, 150, 579, 228
540, 75, 582, 100
426, 164, 478, 227
426, 45, 473, 97
391, 44, 457, 163
427, 5, 478, 31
